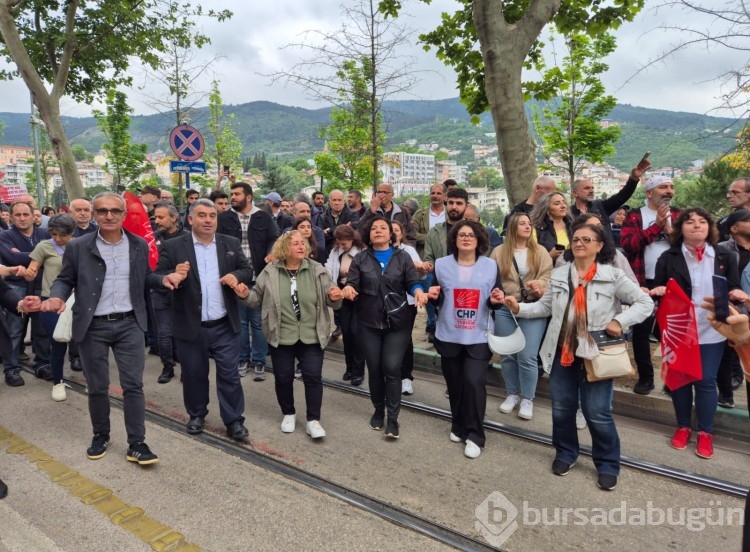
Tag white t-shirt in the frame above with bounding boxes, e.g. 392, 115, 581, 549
429, 208, 446, 229
641, 206, 670, 280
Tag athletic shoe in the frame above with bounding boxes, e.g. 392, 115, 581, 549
449, 432, 463, 443
518, 399, 533, 420
670, 427, 692, 450
552, 459, 575, 476
126, 442, 159, 465
237, 361, 248, 378
695, 431, 713, 459
385, 419, 400, 439
464, 440, 481, 459
597, 474, 617, 491
633, 378, 654, 395
281, 414, 296, 433
498, 394, 520, 414
253, 364, 266, 381
306, 420, 326, 439
401, 378, 413, 395
370, 411, 385, 431
86, 433, 109, 460
51, 383, 67, 402
718, 394, 735, 409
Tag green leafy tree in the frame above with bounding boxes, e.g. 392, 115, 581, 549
94, 89, 152, 191
206, 80, 243, 179
469, 167, 504, 190
533, 33, 621, 187
263, 162, 308, 198
71, 145, 89, 162
675, 159, 741, 215
380, 0, 643, 205
0, 1, 231, 199
316, 58, 385, 192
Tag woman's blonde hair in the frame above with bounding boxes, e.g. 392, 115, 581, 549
498, 213, 540, 281
270, 230, 310, 261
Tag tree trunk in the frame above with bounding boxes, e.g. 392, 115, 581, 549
473, 0, 560, 206
0, 0, 85, 200
36, 97, 85, 200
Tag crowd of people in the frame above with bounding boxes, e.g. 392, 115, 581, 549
1, 161, 750, 501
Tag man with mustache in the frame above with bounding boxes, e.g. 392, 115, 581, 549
621, 175, 681, 395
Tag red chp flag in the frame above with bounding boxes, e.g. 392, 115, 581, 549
122, 191, 159, 269
656, 278, 702, 391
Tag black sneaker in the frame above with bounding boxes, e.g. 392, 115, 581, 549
552, 459, 575, 476
253, 364, 266, 382
351, 376, 363, 387
632, 379, 654, 395
385, 419, 400, 439
87, 433, 110, 460
369, 410, 385, 431
4, 370, 24, 387
126, 442, 159, 465
598, 474, 617, 491
718, 395, 735, 409
731, 374, 744, 391
157, 366, 174, 384
342, 371, 352, 381
34, 365, 54, 381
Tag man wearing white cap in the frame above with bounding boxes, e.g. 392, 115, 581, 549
621, 175, 681, 395
262, 191, 293, 233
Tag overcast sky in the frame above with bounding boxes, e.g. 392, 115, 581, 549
0, 1, 745, 120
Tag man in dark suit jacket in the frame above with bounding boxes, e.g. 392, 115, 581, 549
320, 189, 359, 255
42, 192, 184, 466
158, 198, 254, 440
217, 182, 279, 381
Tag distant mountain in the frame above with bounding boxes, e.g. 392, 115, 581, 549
0, 98, 742, 171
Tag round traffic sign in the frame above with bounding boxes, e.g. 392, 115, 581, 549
169, 125, 205, 161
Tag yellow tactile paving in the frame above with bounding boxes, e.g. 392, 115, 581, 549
0, 425, 201, 552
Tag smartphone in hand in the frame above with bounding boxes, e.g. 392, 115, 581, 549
713, 274, 730, 323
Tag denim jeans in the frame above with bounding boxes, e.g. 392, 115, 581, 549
549, 353, 620, 476
269, 341, 324, 421
39, 310, 68, 383
671, 341, 725, 433
239, 301, 267, 367
78, 315, 146, 445
495, 308, 547, 400
5, 283, 49, 373
360, 325, 412, 421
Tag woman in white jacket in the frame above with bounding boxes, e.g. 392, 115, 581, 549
325, 225, 366, 385
505, 224, 653, 491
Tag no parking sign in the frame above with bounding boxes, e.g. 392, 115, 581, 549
169, 125, 205, 161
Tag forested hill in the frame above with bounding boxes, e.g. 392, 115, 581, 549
0, 98, 742, 171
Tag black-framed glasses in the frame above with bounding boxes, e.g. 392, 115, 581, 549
94, 208, 125, 217
571, 236, 599, 244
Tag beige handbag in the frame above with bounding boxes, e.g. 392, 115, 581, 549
583, 330, 634, 382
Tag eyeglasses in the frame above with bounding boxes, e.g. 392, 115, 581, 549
94, 208, 125, 217
571, 236, 600, 244
376, 190, 392, 195
457, 233, 477, 240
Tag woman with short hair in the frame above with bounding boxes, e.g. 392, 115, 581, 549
235, 231, 343, 439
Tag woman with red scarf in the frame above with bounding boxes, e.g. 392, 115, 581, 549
505, 224, 652, 491
651, 208, 744, 459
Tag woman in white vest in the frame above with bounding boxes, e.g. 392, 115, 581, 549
426, 220, 505, 459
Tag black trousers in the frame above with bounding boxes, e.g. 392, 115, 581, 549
441, 345, 491, 447
339, 300, 365, 378
360, 325, 412, 420
176, 319, 244, 426
632, 278, 656, 381
400, 306, 418, 381
716, 345, 740, 397
269, 341, 324, 421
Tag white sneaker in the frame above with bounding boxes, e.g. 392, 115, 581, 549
464, 440, 481, 459
280, 414, 296, 433
449, 432, 463, 443
401, 378, 414, 395
237, 362, 248, 378
499, 394, 520, 414
576, 409, 587, 430
306, 420, 326, 439
51, 383, 66, 402
518, 399, 533, 420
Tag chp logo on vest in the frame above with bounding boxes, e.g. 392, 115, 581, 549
453, 288, 480, 330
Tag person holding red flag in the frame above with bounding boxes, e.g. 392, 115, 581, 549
651, 207, 746, 459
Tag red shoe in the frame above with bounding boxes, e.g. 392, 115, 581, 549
695, 432, 714, 459
670, 427, 691, 450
